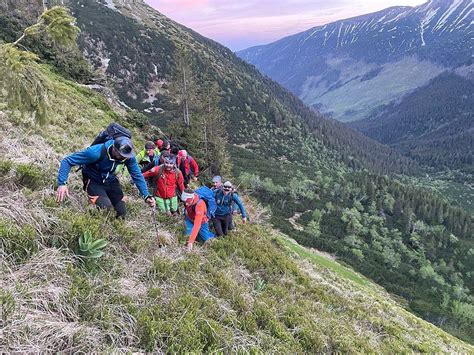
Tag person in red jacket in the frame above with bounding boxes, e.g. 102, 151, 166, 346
143, 155, 184, 215
178, 150, 199, 187
181, 189, 215, 251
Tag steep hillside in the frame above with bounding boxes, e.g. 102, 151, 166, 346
1, 0, 473, 343
238, 0, 473, 122
2, 64, 473, 353
351, 72, 474, 173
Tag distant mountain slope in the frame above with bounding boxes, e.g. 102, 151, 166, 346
351, 72, 474, 172
238, 0, 473, 122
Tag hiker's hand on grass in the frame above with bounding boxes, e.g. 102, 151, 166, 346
146, 196, 156, 208
56, 185, 69, 203
192, 176, 198, 182
242, 217, 247, 224
187, 242, 194, 252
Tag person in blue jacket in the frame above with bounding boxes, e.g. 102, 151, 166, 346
56, 137, 155, 218
213, 181, 247, 236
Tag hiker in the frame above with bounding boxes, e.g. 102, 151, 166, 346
160, 140, 171, 154
211, 175, 222, 191
181, 188, 215, 251
213, 181, 247, 236
178, 150, 199, 187
143, 155, 184, 215
56, 137, 155, 218
117, 141, 160, 178
136, 141, 160, 169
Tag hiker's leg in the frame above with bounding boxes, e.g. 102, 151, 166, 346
156, 197, 166, 213
170, 196, 178, 213
87, 181, 113, 211
107, 181, 127, 218
197, 222, 215, 242
222, 214, 232, 235
213, 217, 224, 237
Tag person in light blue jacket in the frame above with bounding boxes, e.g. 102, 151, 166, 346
56, 137, 155, 218
213, 181, 247, 236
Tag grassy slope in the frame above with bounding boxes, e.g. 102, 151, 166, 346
1, 63, 473, 353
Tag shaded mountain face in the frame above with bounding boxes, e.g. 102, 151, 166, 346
237, 0, 473, 122
63, 0, 417, 175
351, 72, 474, 173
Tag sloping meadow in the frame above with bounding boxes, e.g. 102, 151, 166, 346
1, 64, 473, 352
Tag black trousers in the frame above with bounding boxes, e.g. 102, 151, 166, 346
86, 179, 126, 218
213, 214, 233, 236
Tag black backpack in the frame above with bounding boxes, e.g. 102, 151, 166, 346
91, 122, 131, 146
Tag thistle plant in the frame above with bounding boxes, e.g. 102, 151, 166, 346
78, 230, 108, 260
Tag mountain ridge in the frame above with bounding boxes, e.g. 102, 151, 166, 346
237, 0, 472, 122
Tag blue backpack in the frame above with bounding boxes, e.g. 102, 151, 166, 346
194, 186, 217, 219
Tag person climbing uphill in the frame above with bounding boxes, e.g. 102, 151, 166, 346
181, 188, 215, 251
213, 181, 247, 236
136, 141, 160, 169
56, 136, 155, 218
143, 155, 185, 215
211, 175, 222, 191
178, 150, 199, 187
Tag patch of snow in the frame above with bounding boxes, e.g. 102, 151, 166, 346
451, 7, 473, 30
152, 63, 158, 76
433, 0, 465, 32
104, 0, 116, 10
420, 7, 439, 46
101, 58, 110, 70
118, 101, 131, 109
388, 27, 398, 32
385, 10, 409, 24
301, 28, 323, 45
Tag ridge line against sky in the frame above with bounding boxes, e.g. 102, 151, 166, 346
145, 0, 427, 51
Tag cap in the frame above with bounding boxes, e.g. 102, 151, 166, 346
114, 136, 135, 159
223, 181, 232, 188
155, 139, 163, 150
212, 175, 222, 183
181, 189, 195, 202
145, 141, 155, 150
179, 150, 188, 158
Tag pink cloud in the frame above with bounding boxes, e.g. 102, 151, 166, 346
146, 0, 427, 50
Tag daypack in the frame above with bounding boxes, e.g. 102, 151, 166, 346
91, 122, 131, 147
194, 186, 217, 219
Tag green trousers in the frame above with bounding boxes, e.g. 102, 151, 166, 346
155, 196, 178, 213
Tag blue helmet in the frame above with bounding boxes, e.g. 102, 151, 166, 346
114, 136, 135, 159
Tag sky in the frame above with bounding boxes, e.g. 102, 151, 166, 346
145, 0, 427, 51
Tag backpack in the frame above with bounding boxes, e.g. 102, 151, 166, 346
91, 122, 131, 146
194, 186, 217, 219
81, 123, 132, 189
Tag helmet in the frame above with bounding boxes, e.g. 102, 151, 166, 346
114, 136, 135, 159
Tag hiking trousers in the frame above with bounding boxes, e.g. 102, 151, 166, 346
155, 196, 178, 213
213, 214, 233, 236
86, 179, 126, 218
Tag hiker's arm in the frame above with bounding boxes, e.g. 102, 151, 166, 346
233, 194, 247, 219
177, 171, 185, 193
188, 203, 205, 245
126, 157, 150, 199
57, 146, 102, 186
190, 158, 199, 177
141, 160, 155, 173
142, 166, 159, 179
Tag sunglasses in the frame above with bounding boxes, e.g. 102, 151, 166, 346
223, 187, 232, 191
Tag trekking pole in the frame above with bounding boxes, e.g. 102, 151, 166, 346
151, 206, 163, 248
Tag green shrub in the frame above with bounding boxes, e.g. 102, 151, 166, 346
15, 163, 46, 189
0, 160, 13, 175
0, 219, 37, 262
